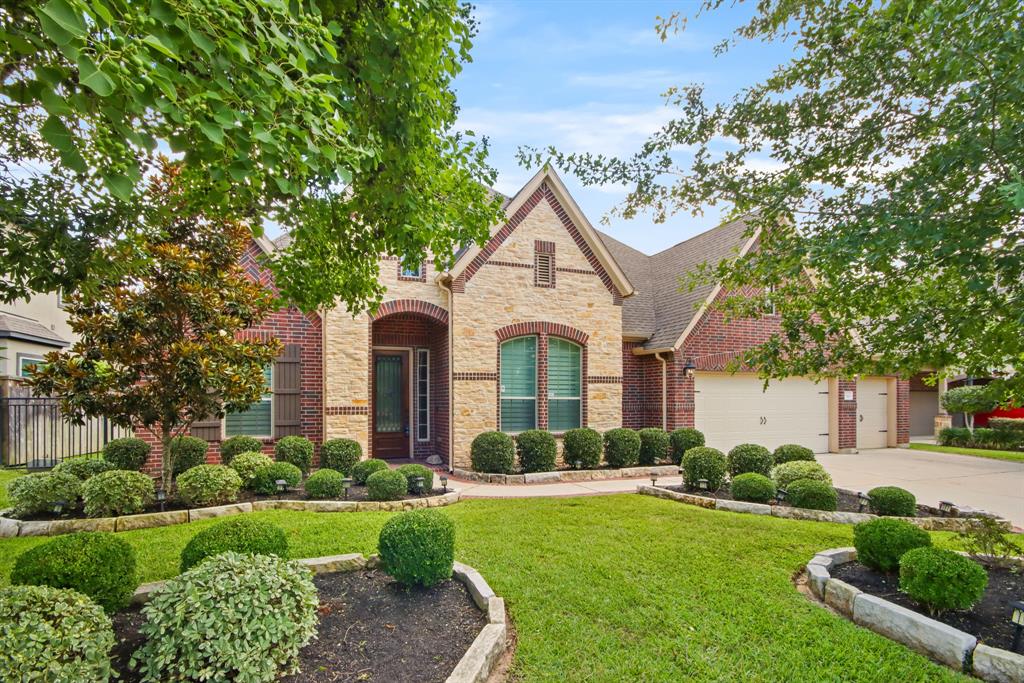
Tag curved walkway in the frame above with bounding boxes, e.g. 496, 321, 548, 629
452, 474, 682, 498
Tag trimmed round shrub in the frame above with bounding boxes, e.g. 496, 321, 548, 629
771, 460, 833, 489
230, 450, 274, 488
103, 436, 150, 471
470, 431, 515, 474
727, 443, 773, 477
320, 438, 362, 475
170, 435, 208, 476
304, 468, 347, 499
638, 428, 670, 465
396, 463, 435, 493
81, 469, 155, 517
134, 552, 317, 682
378, 509, 455, 588
854, 518, 932, 573
562, 428, 602, 469
681, 446, 728, 490
250, 461, 303, 496
868, 486, 917, 517
773, 444, 815, 464
352, 457, 390, 484
275, 435, 314, 473
179, 517, 289, 572
11, 531, 137, 613
53, 457, 116, 481
603, 427, 640, 468
899, 547, 988, 615
219, 435, 262, 465
8, 471, 82, 517
0, 584, 115, 681
366, 468, 407, 501
669, 428, 705, 464
731, 472, 776, 503
176, 464, 242, 507
516, 429, 557, 473
786, 478, 838, 511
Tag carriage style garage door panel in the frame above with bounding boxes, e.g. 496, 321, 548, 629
857, 377, 890, 449
694, 373, 830, 453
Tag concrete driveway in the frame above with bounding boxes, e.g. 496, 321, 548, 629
818, 448, 1024, 528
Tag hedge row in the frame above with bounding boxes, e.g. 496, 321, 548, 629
938, 426, 1024, 452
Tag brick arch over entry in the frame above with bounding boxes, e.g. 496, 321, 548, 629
494, 321, 588, 345
371, 299, 449, 325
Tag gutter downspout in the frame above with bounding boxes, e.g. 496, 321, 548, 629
438, 277, 455, 473
654, 351, 668, 431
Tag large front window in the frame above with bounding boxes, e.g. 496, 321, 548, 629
548, 338, 581, 431
500, 336, 537, 432
225, 365, 273, 437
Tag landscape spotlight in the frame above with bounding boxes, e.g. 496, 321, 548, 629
575, 460, 582, 470
650, 471, 658, 487
939, 500, 955, 516
698, 478, 709, 491
414, 476, 425, 495
858, 491, 869, 512
342, 478, 353, 500
440, 475, 448, 493
156, 488, 167, 512
776, 488, 788, 504
52, 500, 67, 516
276, 479, 288, 497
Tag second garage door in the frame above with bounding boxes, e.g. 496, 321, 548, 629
694, 372, 830, 453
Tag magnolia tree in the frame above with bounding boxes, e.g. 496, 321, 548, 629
29, 163, 280, 491
941, 386, 998, 432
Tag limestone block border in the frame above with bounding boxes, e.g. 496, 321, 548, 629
132, 554, 508, 683
453, 464, 677, 485
805, 547, 1024, 682
636, 484, 1002, 532
0, 491, 462, 538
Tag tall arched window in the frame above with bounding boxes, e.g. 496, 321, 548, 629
548, 338, 581, 431
500, 336, 537, 432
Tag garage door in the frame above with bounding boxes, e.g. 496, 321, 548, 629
857, 377, 889, 449
694, 373, 830, 453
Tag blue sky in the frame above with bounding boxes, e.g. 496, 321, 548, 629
453, 1, 796, 255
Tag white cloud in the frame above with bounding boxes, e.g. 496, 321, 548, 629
567, 69, 709, 91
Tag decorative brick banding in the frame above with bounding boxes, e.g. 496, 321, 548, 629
370, 299, 449, 325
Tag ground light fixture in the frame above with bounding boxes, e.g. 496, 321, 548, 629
683, 359, 696, 379
156, 488, 167, 512
440, 475, 448, 493
51, 500, 67, 516
858, 491, 869, 512
414, 476, 425, 495
1011, 601, 1024, 653
276, 479, 288, 498
342, 478, 352, 499
775, 488, 788, 504
650, 472, 658, 487
697, 478, 709, 491
574, 459, 582, 470
939, 500, 956, 516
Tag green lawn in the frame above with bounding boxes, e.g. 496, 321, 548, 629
910, 441, 1024, 463
0, 468, 25, 509
0, 495, 970, 681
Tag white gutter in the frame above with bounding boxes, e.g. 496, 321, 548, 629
655, 351, 668, 431
438, 277, 455, 473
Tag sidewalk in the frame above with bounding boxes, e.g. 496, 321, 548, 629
452, 474, 682, 498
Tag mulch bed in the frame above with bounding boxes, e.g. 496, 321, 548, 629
111, 569, 486, 682
664, 484, 937, 516
832, 560, 1024, 650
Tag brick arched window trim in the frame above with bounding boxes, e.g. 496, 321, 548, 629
370, 299, 449, 326
495, 322, 588, 433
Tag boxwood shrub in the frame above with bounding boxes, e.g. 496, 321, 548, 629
366, 469, 407, 501
11, 531, 138, 613
730, 472, 776, 503
854, 518, 932, 573
175, 464, 242, 507
52, 457, 116, 481
0, 585, 115, 682
352, 458, 390, 484
603, 428, 640, 468
396, 463, 435, 493
275, 435, 314, 473
771, 460, 833, 489
470, 431, 515, 474
250, 461, 302, 496
868, 486, 917, 517
727, 443, 773, 477
134, 553, 317, 682
638, 428, 670, 465
772, 444, 815, 464
562, 428, 602, 469
81, 469, 154, 517
516, 429, 557, 473
170, 436, 208, 476
219, 435, 262, 465
320, 438, 362, 475
669, 428, 705, 464
179, 517, 289, 572
229, 451, 274, 488
102, 436, 150, 471
378, 509, 455, 588
786, 478, 837, 511
899, 547, 988, 615
304, 468, 347, 499
681, 446, 727, 490
8, 471, 82, 517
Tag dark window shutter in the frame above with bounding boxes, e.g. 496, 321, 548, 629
191, 413, 222, 442
274, 343, 302, 438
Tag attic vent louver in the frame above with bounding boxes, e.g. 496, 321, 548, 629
535, 252, 554, 287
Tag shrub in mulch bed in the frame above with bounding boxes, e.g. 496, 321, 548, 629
664, 483, 940, 517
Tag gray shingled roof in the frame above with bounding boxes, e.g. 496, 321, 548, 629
0, 313, 68, 347
599, 215, 754, 349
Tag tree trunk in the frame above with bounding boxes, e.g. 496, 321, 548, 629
966, 413, 974, 433
161, 426, 174, 493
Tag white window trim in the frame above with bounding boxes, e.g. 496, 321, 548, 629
499, 335, 539, 434
548, 339, 582, 432
400, 263, 424, 278
416, 348, 430, 442
17, 354, 45, 378
223, 365, 274, 439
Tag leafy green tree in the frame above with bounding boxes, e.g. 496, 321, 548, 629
525, 0, 1023, 399
0, 0, 502, 311
28, 162, 281, 491
941, 385, 998, 432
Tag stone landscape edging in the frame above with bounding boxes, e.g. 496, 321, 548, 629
636, 484, 1002, 531
133, 554, 509, 683
453, 464, 677, 485
805, 547, 1024, 682
0, 490, 462, 538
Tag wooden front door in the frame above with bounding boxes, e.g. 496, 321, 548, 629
372, 350, 410, 458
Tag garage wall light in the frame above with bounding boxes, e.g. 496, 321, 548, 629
683, 359, 696, 379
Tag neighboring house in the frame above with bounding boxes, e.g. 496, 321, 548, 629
0, 291, 73, 379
